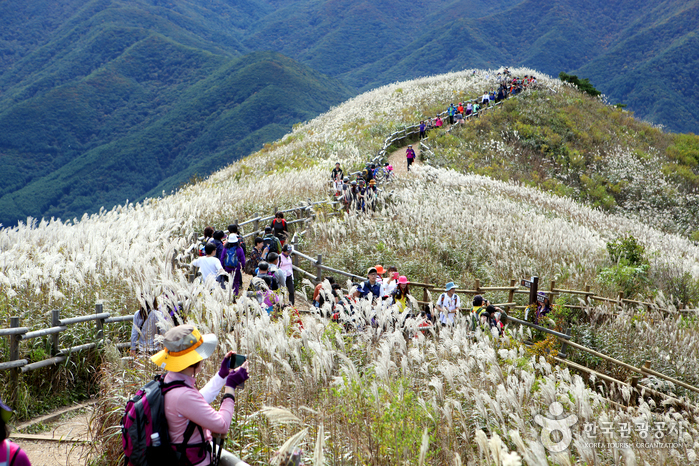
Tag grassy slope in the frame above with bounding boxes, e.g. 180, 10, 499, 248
2, 70, 699, 465
423, 86, 699, 235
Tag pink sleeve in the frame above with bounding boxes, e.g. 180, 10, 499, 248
177, 389, 235, 434
10, 443, 32, 466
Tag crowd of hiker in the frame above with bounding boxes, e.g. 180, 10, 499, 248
332, 161, 390, 213
119, 73, 541, 465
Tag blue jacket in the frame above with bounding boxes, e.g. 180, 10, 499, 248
360, 280, 382, 300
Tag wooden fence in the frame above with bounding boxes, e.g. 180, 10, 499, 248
0, 304, 132, 397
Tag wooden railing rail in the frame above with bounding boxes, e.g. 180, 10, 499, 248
0, 304, 131, 374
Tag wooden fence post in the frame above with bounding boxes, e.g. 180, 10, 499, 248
549, 280, 556, 304
475, 279, 481, 295
618, 291, 624, 309
51, 310, 60, 356
316, 255, 323, 283
253, 215, 260, 237
95, 303, 104, 343
9, 317, 20, 402
507, 279, 516, 312
529, 276, 539, 305
292, 236, 299, 282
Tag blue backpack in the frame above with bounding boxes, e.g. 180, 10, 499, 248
223, 247, 239, 269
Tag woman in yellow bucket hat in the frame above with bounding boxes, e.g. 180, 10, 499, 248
151, 324, 250, 465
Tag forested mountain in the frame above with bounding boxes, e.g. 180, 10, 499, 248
1, 0, 696, 226
0, 0, 352, 227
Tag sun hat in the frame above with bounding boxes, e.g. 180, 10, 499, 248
369, 179, 376, 185
445, 282, 457, 292
367, 267, 378, 275
398, 276, 409, 285
151, 324, 218, 372
375, 265, 385, 274
0, 399, 12, 423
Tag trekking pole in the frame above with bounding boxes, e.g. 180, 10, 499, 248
212, 432, 226, 466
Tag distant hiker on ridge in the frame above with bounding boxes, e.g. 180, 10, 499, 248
406, 144, 416, 172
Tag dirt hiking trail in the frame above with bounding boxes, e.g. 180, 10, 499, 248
388, 143, 422, 176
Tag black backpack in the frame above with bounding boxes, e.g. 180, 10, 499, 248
263, 236, 279, 254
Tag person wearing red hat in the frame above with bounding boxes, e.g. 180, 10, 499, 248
0, 399, 31, 465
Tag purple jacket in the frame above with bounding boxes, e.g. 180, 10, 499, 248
220, 246, 246, 273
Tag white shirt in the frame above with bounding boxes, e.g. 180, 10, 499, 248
191, 256, 223, 282
383, 280, 397, 297
437, 292, 461, 324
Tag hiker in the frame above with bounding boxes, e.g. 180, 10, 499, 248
434, 116, 443, 128
191, 243, 225, 287
471, 295, 488, 331
436, 282, 461, 326
392, 276, 411, 313
457, 102, 464, 115
203, 226, 215, 243
220, 237, 246, 295
313, 277, 335, 308
1, 399, 32, 465
366, 179, 378, 211
362, 163, 375, 184
265, 252, 287, 292
454, 110, 464, 125
447, 104, 456, 124
481, 91, 490, 107
256, 262, 279, 291
279, 245, 295, 305
262, 227, 282, 254
331, 162, 343, 183
419, 121, 426, 139
465, 102, 473, 116
340, 177, 352, 211
250, 277, 280, 314
130, 296, 164, 356
199, 226, 215, 256
271, 212, 288, 245
359, 267, 384, 302
211, 230, 225, 261
496, 87, 505, 102
356, 179, 366, 212
383, 267, 399, 296
527, 291, 552, 325
349, 180, 358, 211
406, 145, 416, 172
245, 237, 267, 275
150, 325, 250, 466
227, 224, 246, 256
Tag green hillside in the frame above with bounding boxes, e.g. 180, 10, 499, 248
0, 0, 352, 227
0, 49, 351, 226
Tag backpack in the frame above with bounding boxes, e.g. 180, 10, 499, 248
263, 236, 279, 254
272, 219, 287, 237
267, 271, 280, 291
122, 375, 205, 466
235, 234, 247, 255
223, 247, 239, 269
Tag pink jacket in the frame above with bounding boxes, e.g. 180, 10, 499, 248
279, 252, 293, 277
1, 440, 31, 466
164, 371, 234, 465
